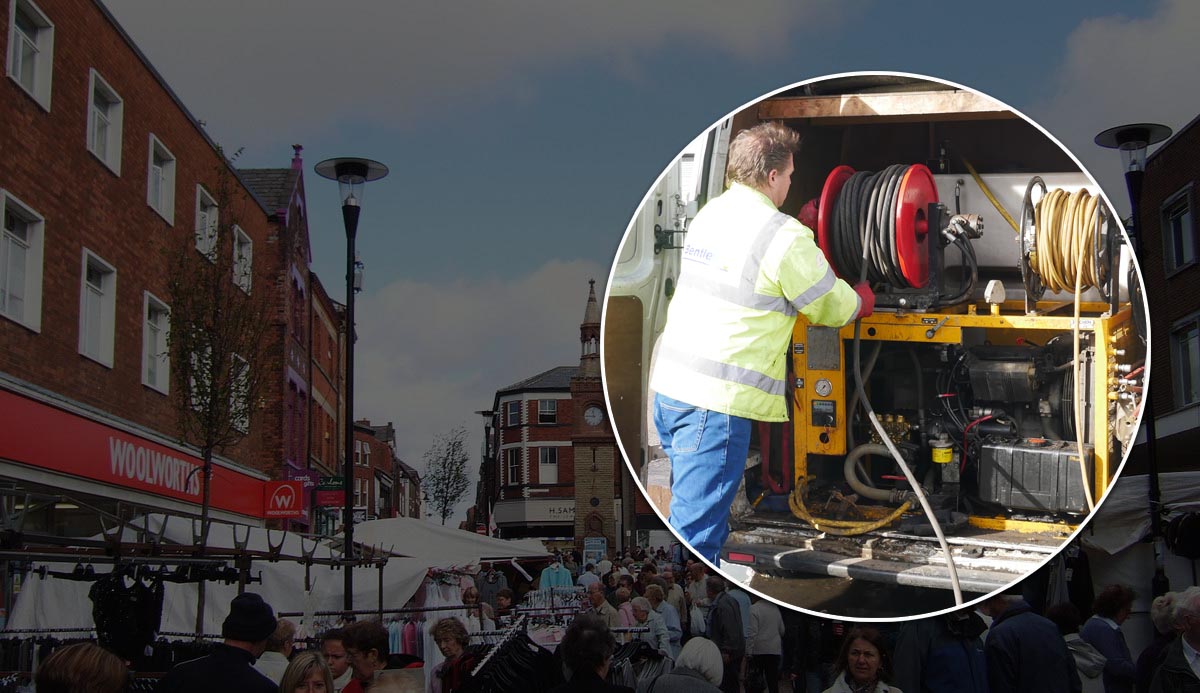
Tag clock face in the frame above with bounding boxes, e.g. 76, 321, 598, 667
584, 405, 605, 426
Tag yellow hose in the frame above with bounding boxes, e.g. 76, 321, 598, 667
963, 157, 1019, 234
788, 477, 913, 536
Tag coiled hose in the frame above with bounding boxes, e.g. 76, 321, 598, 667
789, 476, 913, 536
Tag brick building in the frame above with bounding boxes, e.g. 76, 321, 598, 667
396, 460, 423, 519
0, 0, 364, 536
1127, 114, 1200, 474
352, 420, 407, 522
474, 282, 662, 554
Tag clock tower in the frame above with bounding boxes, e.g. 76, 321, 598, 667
571, 280, 619, 557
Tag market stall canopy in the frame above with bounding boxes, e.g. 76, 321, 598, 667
1081, 472, 1200, 555
352, 517, 550, 567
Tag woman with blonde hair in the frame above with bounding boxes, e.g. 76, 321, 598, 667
280, 650, 335, 693
34, 643, 128, 693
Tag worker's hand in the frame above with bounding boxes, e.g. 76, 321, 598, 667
799, 198, 819, 229
854, 282, 875, 319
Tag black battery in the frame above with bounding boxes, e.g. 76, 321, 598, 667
977, 438, 1094, 514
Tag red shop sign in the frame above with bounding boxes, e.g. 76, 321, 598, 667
264, 481, 305, 518
0, 389, 266, 518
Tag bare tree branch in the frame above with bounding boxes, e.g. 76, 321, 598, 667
422, 425, 471, 526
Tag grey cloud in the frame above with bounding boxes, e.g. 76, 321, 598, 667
1030, 0, 1200, 215
101, 0, 842, 150
351, 258, 606, 515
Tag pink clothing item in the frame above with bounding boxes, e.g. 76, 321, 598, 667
618, 602, 636, 628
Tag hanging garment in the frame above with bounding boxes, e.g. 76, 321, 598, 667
88, 570, 164, 661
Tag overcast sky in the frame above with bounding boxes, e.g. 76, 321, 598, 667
101, 0, 1200, 523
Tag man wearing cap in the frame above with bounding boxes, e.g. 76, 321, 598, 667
158, 592, 279, 692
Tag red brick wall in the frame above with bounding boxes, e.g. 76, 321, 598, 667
0, 0, 277, 472
1140, 119, 1200, 415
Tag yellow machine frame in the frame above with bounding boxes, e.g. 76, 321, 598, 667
790, 300, 1133, 530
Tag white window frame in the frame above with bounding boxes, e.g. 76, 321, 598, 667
539, 447, 558, 484
1163, 184, 1197, 277
232, 225, 252, 293
194, 185, 218, 258
363, 442, 371, 468
231, 353, 249, 433
538, 399, 557, 424
78, 249, 116, 367
1171, 312, 1200, 409
506, 400, 520, 426
86, 69, 123, 174
506, 448, 521, 486
142, 292, 170, 394
0, 190, 45, 332
146, 134, 175, 224
6, 0, 54, 111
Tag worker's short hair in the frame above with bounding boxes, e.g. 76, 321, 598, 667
726, 122, 801, 189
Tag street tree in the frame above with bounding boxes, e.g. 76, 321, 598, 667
164, 150, 276, 630
422, 425, 471, 525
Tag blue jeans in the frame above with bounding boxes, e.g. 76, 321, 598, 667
653, 393, 752, 564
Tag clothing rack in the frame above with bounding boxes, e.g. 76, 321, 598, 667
0, 627, 95, 634
470, 615, 527, 676
277, 603, 485, 619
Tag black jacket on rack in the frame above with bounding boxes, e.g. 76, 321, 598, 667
88, 570, 164, 661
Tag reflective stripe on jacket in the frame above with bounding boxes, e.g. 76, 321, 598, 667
650, 183, 860, 422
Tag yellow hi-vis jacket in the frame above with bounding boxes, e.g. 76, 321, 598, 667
650, 183, 861, 422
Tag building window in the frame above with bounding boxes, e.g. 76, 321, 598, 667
142, 292, 170, 394
506, 400, 520, 426
231, 354, 249, 433
1163, 185, 1196, 274
7, 0, 54, 111
506, 448, 521, 486
538, 399, 557, 424
539, 447, 558, 484
86, 69, 122, 174
233, 225, 252, 293
79, 251, 116, 366
147, 135, 175, 224
1172, 316, 1200, 408
195, 186, 218, 258
0, 191, 44, 331
363, 441, 371, 468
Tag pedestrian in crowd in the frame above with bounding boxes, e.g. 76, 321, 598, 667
635, 562, 658, 596
705, 575, 745, 693
586, 580, 622, 629
1081, 585, 1137, 693
280, 651, 335, 693
461, 586, 496, 633
651, 122, 873, 563
650, 637, 724, 693
824, 627, 901, 693
616, 587, 636, 628
579, 563, 601, 589
598, 555, 614, 577
1150, 585, 1200, 693
979, 591, 1080, 693
604, 570, 622, 606
564, 553, 580, 579
34, 642, 128, 693
1136, 592, 1178, 693
495, 587, 515, 620
645, 583, 683, 658
892, 607, 987, 693
341, 619, 391, 693
550, 613, 634, 693
256, 618, 298, 684
686, 563, 710, 636
661, 568, 689, 635
728, 584, 752, 638
1047, 602, 1108, 693
321, 628, 355, 692
631, 596, 673, 657
158, 592, 279, 692
747, 594, 785, 693
431, 617, 480, 693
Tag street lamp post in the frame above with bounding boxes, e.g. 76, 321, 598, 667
315, 157, 389, 610
1095, 123, 1172, 597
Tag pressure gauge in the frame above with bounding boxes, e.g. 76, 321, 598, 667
814, 378, 833, 397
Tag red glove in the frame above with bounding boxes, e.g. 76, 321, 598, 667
854, 282, 875, 319
799, 198, 819, 229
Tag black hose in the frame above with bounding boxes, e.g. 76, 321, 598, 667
830, 165, 912, 288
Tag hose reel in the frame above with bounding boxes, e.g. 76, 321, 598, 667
1019, 176, 1115, 312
